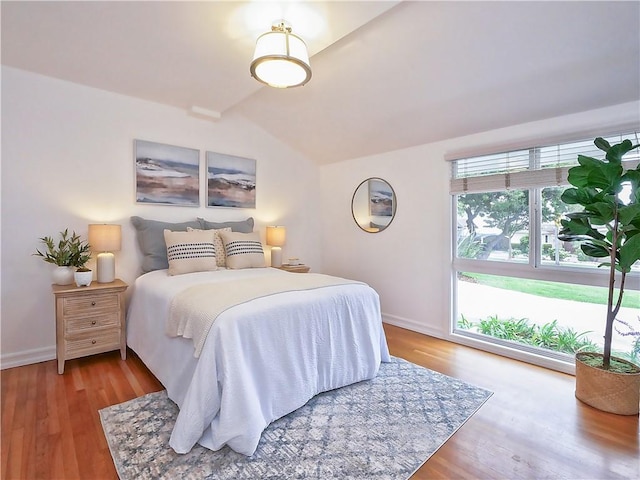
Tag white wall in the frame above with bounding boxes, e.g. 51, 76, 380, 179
319, 141, 452, 338
319, 102, 640, 347
1, 66, 322, 368
3, 65, 637, 371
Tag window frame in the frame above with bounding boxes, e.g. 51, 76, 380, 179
449, 132, 640, 373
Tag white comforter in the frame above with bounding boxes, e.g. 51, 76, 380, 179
127, 268, 391, 456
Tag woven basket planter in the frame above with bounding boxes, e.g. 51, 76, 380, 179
575, 352, 640, 415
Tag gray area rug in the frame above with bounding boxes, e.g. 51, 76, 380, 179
99, 357, 492, 479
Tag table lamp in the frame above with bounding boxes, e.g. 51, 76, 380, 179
88, 224, 122, 283
266, 226, 286, 267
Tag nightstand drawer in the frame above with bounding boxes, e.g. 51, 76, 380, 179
63, 293, 120, 317
65, 328, 121, 358
65, 313, 120, 334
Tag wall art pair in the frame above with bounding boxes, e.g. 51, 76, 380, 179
134, 139, 256, 208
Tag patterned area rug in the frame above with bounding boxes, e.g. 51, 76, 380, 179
99, 357, 492, 479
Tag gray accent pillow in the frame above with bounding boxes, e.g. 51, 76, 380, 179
131, 216, 202, 273
197, 217, 254, 233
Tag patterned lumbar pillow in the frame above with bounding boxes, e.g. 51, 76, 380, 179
163, 229, 217, 275
187, 227, 231, 267
219, 230, 266, 269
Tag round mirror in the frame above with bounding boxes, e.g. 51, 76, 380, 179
351, 177, 397, 233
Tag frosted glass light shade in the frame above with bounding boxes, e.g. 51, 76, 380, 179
250, 22, 311, 88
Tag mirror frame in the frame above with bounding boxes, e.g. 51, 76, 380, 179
351, 177, 397, 233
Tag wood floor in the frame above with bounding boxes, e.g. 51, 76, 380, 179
2, 323, 638, 479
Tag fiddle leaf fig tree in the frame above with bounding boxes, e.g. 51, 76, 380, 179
558, 137, 640, 369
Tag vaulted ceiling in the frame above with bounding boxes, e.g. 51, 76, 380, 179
2, 1, 639, 164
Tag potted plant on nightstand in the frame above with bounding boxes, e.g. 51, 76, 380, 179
558, 136, 640, 415
70, 235, 93, 287
34, 229, 92, 286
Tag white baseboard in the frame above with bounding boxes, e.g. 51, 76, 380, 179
382, 312, 575, 375
448, 333, 576, 375
3, 316, 575, 376
1, 346, 56, 370
382, 312, 444, 339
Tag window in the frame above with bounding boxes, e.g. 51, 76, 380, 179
456, 189, 529, 264
450, 132, 640, 368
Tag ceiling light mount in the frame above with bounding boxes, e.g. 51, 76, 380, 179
250, 20, 311, 89
272, 21, 292, 34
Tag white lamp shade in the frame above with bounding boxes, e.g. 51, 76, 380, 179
266, 226, 286, 246
88, 224, 122, 252
250, 25, 311, 88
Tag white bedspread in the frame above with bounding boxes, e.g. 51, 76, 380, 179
167, 273, 362, 357
127, 268, 391, 456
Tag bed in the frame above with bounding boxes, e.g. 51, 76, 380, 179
126, 266, 391, 456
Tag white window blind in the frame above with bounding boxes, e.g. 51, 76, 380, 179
450, 132, 640, 194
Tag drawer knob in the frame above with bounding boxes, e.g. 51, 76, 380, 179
91, 301, 96, 306
91, 340, 97, 345
91, 320, 97, 325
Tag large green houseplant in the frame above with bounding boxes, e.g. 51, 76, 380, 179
558, 136, 640, 414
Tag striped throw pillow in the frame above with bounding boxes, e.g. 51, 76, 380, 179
187, 226, 231, 267
163, 229, 217, 276
219, 231, 266, 269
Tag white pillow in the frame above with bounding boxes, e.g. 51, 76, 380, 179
187, 226, 231, 267
219, 231, 266, 269
163, 229, 217, 276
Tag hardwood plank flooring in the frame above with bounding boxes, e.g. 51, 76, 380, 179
1, 324, 638, 479
1, 350, 163, 480
383, 325, 639, 479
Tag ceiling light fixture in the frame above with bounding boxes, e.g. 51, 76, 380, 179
250, 20, 311, 89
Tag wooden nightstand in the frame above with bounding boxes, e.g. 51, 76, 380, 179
277, 264, 310, 273
52, 279, 128, 374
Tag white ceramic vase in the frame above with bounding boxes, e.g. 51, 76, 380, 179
52, 266, 74, 286
74, 270, 93, 287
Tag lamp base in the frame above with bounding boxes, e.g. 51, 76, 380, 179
271, 247, 283, 268
96, 252, 116, 283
